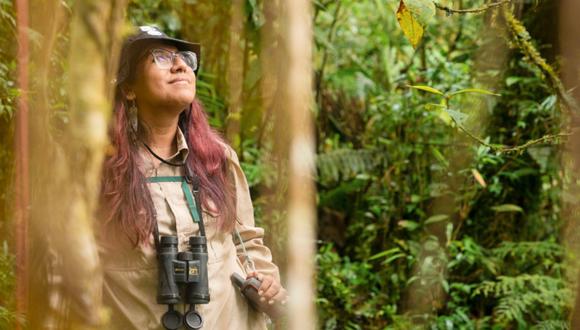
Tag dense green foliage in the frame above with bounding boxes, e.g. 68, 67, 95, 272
0, 0, 15, 222
0, 243, 15, 328
312, 1, 570, 328
0, 0, 16, 327
312, 1, 571, 328
0, 0, 575, 329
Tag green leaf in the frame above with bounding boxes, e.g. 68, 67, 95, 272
528, 146, 551, 171
369, 247, 401, 261
247, 0, 265, 28
405, 0, 436, 23
446, 109, 468, 125
431, 147, 449, 167
411, 194, 421, 203
425, 103, 446, 110
409, 85, 444, 95
441, 279, 449, 293
425, 214, 449, 225
383, 253, 406, 265
449, 88, 501, 97
491, 204, 524, 213
398, 220, 420, 231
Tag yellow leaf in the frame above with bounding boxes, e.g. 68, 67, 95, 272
397, 1, 423, 48
471, 169, 487, 188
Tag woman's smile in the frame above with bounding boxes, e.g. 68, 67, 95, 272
168, 77, 191, 85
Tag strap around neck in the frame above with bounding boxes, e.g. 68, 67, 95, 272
146, 175, 207, 250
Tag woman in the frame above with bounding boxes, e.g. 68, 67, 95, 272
98, 25, 286, 329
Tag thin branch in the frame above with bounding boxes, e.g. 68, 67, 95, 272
434, 0, 509, 14
499, 132, 571, 153
453, 118, 570, 153
446, 0, 464, 58
442, 94, 570, 153
455, 122, 498, 149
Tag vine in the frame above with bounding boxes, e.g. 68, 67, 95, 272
502, 7, 579, 113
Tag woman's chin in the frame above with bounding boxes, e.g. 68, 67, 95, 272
170, 95, 196, 109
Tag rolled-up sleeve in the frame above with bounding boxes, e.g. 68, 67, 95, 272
226, 146, 281, 283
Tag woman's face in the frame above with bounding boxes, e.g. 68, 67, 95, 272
128, 42, 196, 118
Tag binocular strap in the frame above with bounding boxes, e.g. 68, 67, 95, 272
233, 228, 256, 274
146, 174, 206, 252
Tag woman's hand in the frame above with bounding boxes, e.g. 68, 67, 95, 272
247, 272, 287, 305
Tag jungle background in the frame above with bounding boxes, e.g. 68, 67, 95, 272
1, 0, 579, 329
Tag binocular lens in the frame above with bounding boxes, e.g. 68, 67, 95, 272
184, 310, 203, 330
161, 309, 182, 330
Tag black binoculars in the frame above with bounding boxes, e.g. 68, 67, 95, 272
157, 235, 209, 330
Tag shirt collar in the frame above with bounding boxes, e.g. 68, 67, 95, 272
138, 127, 189, 177
169, 127, 189, 162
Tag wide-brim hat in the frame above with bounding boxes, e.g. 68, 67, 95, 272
117, 25, 201, 85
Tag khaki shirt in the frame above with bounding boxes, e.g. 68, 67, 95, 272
99, 129, 280, 329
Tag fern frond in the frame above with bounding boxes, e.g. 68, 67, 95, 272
495, 293, 528, 324
473, 274, 571, 326
316, 148, 387, 184
473, 274, 564, 298
492, 241, 563, 262
495, 289, 570, 323
532, 320, 569, 330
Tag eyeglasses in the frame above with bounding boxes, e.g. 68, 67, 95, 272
149, 48, 198, 72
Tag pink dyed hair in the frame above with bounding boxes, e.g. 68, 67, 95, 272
99, 97, 236, 246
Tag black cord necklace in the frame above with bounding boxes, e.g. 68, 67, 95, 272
142, 141, 186, 167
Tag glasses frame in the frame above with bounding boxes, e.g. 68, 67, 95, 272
149, 48, 198, 72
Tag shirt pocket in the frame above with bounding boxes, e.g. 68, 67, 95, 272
207, 230, 234, 265
166, 195, 196, 235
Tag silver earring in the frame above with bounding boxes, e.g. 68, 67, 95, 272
128, 99, 138, 133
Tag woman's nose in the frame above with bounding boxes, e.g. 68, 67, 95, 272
170, 56, 189, 73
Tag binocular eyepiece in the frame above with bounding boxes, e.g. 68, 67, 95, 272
157, 235, 209, 330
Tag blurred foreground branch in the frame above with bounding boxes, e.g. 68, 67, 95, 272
281, 0, 317, 329
27, 0, 127, 328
